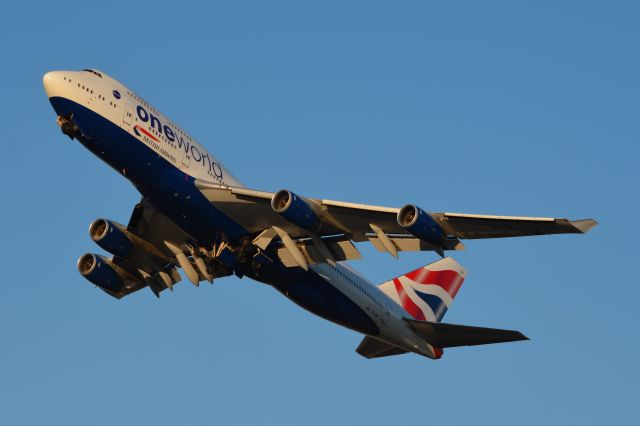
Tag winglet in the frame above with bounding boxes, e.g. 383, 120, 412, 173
571, 219, 598, 234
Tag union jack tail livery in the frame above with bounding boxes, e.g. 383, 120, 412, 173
378, 257, 467, 322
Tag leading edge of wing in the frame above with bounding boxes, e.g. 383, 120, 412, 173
195, 181, 400, 212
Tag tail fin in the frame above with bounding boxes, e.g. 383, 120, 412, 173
378, 257, 466, 322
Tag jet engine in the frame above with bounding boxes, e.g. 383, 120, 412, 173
397, 204, 446, 247
77, 253, 125, 293
271, 189, 321, 231
89, 219, 134, 258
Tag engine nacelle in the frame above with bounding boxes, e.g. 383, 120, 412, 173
271, 189, 321, 231
77, 253, 124, 293
89, 219, 134, 258
397, 204, 446, 247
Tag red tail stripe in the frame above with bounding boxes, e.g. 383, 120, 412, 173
404, 269, 464, 298
393, 278, 426, 320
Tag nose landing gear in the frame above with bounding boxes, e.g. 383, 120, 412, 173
56, 114, 81, 140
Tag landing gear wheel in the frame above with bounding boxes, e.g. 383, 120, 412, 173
57, 114, 80, 140
61, 122, 79, 138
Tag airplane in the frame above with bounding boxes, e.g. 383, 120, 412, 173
42, 69, 597, 360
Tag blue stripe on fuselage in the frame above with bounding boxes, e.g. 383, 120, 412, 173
48, 96, 249, 244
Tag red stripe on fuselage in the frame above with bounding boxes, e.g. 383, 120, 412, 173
393, 278, 426, 320
404, 269, 464, 299
134, 125, 159, 143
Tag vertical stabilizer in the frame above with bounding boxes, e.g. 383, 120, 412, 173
378, 257, 466, 322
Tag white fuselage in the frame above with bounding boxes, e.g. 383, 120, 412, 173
43, 69, 243, 186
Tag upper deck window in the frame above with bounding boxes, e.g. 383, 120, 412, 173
82, 69, 103, 78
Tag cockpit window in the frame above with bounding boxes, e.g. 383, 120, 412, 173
82, 69, 103, 78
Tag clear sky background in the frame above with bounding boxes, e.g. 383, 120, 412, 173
1, 1, 637, 425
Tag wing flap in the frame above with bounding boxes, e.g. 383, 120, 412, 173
276, 238, 362, 267
109, 255, 179, 299
405, 318, 529, 348
368, 235, 465, 253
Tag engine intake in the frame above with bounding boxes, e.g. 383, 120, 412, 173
77, 253, 124, 293
271, 189, 321, 231
89, 219, 134, 258
397, 204, 446, 247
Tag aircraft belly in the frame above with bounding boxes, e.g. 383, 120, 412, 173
267, 268, 380, 337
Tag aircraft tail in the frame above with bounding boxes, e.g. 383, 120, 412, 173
378, 257, 467, 322
361, 258, 526, 360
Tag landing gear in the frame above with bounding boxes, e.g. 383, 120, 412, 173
56, 114, 81, 140
235, 237, 257, 264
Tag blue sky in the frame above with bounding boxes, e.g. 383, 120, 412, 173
1, 1, 637, 424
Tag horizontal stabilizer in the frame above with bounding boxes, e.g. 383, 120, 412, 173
405, 318, 528, 348
356, 336, 408, 359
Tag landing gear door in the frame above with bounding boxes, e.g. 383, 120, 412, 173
123, 103, 133, 128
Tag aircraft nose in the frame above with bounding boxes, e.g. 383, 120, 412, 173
43, 71, 64, 98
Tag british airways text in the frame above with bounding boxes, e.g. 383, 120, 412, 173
136, 105, 223, 180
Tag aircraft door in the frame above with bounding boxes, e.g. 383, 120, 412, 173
181, 143, 191, 168
123, 103, 133, 127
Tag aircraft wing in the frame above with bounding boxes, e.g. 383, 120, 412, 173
89, 200, 190, 299
431, 212, 597, 239
195, 182, 403, 238
195, 180, 597, 261
87, 199, 232, 299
